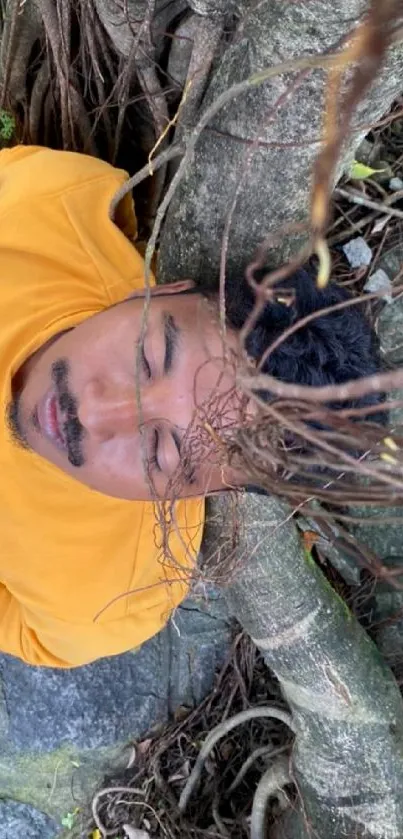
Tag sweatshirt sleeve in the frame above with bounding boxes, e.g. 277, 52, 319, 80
0, 144, 136, 242
0, 583, 58, 666
0, 145, 148, 304
0, 581, 177, 668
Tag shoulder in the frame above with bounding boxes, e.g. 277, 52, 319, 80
0, 145, 128, 203
0, 145, 142, 303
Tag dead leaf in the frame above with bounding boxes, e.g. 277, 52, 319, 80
205, 755, 216, 777
168, 758, 191, 783
174, 705, 191, 723
138, 738, 153, 756
372, 215, 389, 234
220, 741, 233, 761
302, 531, 319, 553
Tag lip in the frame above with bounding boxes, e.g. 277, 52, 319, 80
37, 389, 66, 452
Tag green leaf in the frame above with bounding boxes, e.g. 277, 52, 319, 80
348, 159, 387, 180
61, 807, 80, 829
0, 109, 15, 141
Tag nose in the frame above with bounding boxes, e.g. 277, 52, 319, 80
78, 379, 142, 441
77, 378, 190, 442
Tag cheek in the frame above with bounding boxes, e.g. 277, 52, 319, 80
197, 461, 225, 493
83, 436, 143, 493
168, 460, 229, 499
189, 362, 238, 438
188, 356, 224, 405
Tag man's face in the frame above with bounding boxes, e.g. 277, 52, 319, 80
9, 286, 246, 500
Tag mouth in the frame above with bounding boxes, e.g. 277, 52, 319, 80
36, 389, 66, 453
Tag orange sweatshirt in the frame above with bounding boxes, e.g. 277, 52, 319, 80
0, 145, 204, 668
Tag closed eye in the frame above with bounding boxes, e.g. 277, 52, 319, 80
172, 428, 196, 485
141, 341, 151, 379
147, 427, 161, 473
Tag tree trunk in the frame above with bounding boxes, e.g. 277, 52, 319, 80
158, 0, 403, 286
203, 493, 403, 838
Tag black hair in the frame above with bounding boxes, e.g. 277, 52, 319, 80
222, 265, 385, 421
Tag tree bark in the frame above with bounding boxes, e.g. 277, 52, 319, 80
158, 0, 403, 286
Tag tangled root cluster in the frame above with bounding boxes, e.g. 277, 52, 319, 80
79, 633, 294, 839
0, 0, 226, 233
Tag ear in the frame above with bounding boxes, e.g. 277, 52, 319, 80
151, 280, 196, 296
127, 280, 195, 300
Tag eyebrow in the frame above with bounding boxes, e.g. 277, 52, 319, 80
163, 311, 180, 374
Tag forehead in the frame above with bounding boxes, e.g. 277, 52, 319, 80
126, 289, 212, 329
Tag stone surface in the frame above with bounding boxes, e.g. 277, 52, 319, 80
378, 306, 403, 364
379, 261, 403, 427
364, 268, 392, 302
377, 248, 403, 364
0, 800, 57, 839
389, 176, 403, 191
378, 242, 403, 282
0, 590, 232, 837
342, 236, 372, 268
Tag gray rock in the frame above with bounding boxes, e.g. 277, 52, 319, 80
378, 242, 403, 282
342, 236, 372, 268
0, 592, 232, 834
0, 800, 57, 839
375, 243, 403, 363
389, 176, 403, 191
349, 505, 403, 562
379, 244, 403, 283
377, 305, 403, 366
363, 268, 392, 302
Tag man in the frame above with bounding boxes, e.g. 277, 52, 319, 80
0, 145, 381, 668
